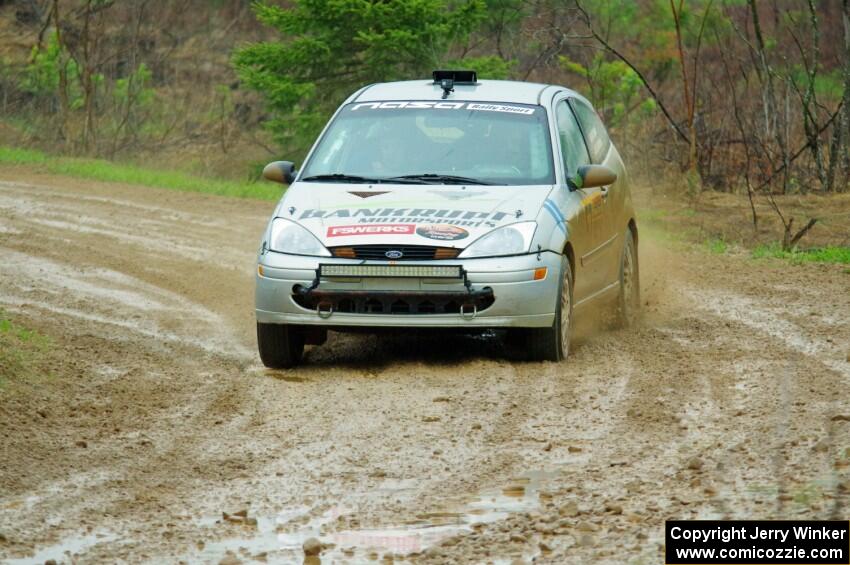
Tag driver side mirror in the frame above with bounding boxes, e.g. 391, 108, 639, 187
263, 161, 296, 184
571, 164, 617, 190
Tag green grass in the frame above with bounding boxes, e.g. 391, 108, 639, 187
752, 243, 850, 265
0, 310, 52, 388
703, 237, 728, 254
0, 146, 283, 200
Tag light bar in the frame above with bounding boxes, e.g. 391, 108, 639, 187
432, 70, 477, 84
319, 264, 463, 279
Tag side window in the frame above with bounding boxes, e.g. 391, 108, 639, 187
570, 100, 611, 164
555, 100, 590, 178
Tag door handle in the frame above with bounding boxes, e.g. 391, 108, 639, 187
600, 186, 610, 199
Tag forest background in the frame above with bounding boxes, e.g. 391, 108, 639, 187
1, 0, 849, 253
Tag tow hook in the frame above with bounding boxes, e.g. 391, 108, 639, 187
460, 303, 477, 320
317, 301, 334, 319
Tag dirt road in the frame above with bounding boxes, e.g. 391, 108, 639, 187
1, 174, 848, 564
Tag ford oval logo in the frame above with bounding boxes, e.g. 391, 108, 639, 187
385, 250, 404, 259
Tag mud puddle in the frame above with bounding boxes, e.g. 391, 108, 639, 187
4, 531, 117, 565
193, 469, 560, 563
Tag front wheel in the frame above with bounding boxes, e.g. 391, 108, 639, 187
614, 229, 640, 328
257, 322, 304, 368
518, 255, 573, 362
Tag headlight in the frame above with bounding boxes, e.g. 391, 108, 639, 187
268, 218, 331, 256
459, 222, 537, 258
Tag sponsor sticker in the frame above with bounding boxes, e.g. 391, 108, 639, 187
300, 208, 510, 228
466, 103, 535, 115
351, 101, 466, 111
327, 224, 415, 237
416, 224, 469, 241
350, 101, 535, 114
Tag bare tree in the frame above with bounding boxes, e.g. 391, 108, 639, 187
573, 0, 689, 145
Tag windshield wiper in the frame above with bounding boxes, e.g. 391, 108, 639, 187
385, 174, 499, 185
300, 173, 421, 184
301, 173, 382, 183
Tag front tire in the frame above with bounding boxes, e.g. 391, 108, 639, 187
257, 322, 305, 368
523, 255, 573, 362
614, 229, 640, 328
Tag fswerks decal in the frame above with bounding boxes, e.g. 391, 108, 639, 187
327, 224, 414, 237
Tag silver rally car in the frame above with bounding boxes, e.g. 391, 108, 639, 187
255, 70, 639, 367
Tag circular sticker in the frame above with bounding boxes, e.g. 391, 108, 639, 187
416, 224, 469, 241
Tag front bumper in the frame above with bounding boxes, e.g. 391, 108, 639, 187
255, 251, 561, 328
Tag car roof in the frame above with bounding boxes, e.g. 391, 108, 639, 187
349, 79, 584, 106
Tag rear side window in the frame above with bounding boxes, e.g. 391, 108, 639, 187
555, 100, 590, 178
570, 99, 611, 164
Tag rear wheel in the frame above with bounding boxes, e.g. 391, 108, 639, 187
257, 322, 304, 368
614, 229, 640, 328
522, 255, 573, 362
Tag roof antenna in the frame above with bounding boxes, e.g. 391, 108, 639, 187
440, 78, 454, 99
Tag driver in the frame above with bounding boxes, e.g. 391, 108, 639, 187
369, 125, 409, 176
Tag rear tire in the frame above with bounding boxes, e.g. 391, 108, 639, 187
522, 255, 573, 362
257, 322, 305, 368
614, 229, 640, 328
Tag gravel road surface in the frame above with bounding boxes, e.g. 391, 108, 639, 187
1, 175, 848, 563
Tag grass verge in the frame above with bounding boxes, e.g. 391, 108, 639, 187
0, 310, 52, 388
752, 243, 850, 265
640, 206, 849, 267
0, 146, 282, 200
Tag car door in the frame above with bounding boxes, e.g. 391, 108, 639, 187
569, 98, 622, 291
552, 98, 605, 303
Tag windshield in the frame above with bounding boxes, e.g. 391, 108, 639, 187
300, 101, 555, 185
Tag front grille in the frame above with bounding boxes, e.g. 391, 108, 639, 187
329, 245, 460, 261
292, 288, 495, 315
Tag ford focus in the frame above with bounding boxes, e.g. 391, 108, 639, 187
255, 70, 639, 367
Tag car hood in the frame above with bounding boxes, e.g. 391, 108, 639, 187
278, 182, 554, 248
